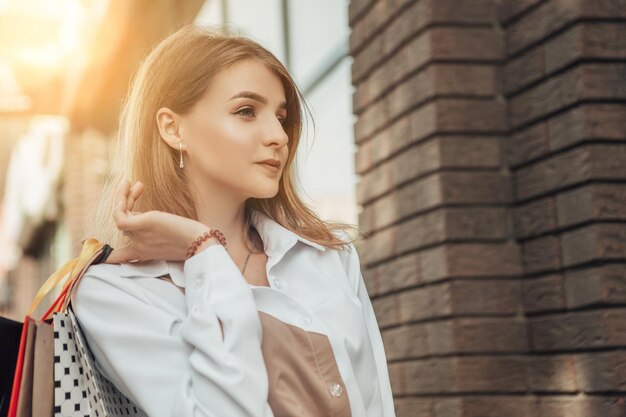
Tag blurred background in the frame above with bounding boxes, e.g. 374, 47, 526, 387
1, 0, 626, 416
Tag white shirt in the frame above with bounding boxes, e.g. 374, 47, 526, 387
71, 208, 396, 417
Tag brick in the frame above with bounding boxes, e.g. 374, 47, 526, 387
575, 351, 626, 392
356, 161, 393, 203
527, 354, 578, 392
374, 175, 441, 229
352, 2, 497, 86
348, 0, 376, 26
361, 264, 377, 294
510, 63, 626, 128
441, 243, 522, 279
434, 396, 535, 417
356, 100, 437, 147
359, 226, 395, 265
438, 136, 502, 169
506, 0, 581, 57
506, 103, 626, 168
399, 282, 453, 322
383, 324, 430, 361
549, 104, 626, 151
430, 0, 495, 24
503, 44, 545, 95
357, 133, 500, 182
399, 356, 527, 394
391, 138, 442, 182
394, 210, 448, 255
521, 235, 563, 274
426, 317, 528, 354
353, 27, 502, 108
449, 280, 520, 316
442, 206, 509, 242
557, 183, 626, 228
372, 293, 401, 328
506, 122, 549, 168
420, 243, 522, 284
530, 309, 626, 351
581, 0, 626, 18
545, 22, 626, 74
367, 171, 510, 232
513, 196, 558, 239
375, 252, 421, 295
514, 146, 589, 201
497, 0, 544, 25
565, 264, 626, 308
561, 223, 626, 268
395, 207, 508, 255
504, 22, 626, 95
363, 63, 497, 125
399, 358, 456, 395
349, 0, 413, 55
435, 99, 506, 133
536, 394, 626, 417
439, 172, 511, 205
394, 397, 431, 417
506, 104, 626, 169
522, 274, 566, 314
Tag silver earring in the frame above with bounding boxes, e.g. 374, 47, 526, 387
179, 140, 184, 169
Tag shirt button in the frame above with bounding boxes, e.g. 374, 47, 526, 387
273, 279, 282, 289
193, 278, 203, 289
329, 382, 343, 397
300, 315, 312, 326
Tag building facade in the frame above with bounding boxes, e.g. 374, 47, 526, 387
349, 0, 626, 415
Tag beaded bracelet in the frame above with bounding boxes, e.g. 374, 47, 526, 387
186, 228, 227, 259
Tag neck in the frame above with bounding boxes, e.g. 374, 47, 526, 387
188, 180, 255, 259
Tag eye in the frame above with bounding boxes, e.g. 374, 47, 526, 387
236, 107, 256, 118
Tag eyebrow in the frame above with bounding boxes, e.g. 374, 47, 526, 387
228, 91, 287, 110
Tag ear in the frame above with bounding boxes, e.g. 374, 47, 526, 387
156, 107, 186, 150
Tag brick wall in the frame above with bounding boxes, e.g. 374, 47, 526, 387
348, 0, 626, 416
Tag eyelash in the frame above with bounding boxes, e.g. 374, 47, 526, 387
236, 107, 287, 126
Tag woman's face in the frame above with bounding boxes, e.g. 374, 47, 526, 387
166, 59, 290, 200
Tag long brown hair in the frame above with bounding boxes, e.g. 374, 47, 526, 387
82, 24, 361, 251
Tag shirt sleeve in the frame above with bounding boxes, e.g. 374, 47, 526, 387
71, 243, 274, 417
343, 240, 397, 417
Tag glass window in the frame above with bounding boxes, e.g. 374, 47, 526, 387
287, 0, 349, 85
296, 57, 356, 223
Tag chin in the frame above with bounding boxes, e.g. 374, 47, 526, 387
248, 182, 280, 199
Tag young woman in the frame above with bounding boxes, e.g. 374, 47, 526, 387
72, 24, 396, 417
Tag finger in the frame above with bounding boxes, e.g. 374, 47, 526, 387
113, 208, 146, 232
116, 180, 132, 213
127, 181, 144, 213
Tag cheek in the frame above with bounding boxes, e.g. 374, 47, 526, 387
187, 117, 256, 177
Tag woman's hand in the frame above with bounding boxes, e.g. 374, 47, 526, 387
103, 180, 219, 264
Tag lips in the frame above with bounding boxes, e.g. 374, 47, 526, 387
257, 159, 281, 169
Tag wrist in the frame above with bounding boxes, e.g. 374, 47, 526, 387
186, 225, 227, 259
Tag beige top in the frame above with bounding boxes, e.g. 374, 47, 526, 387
259, 311, 352, 417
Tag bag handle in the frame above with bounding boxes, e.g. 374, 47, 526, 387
27, 238, 106, 320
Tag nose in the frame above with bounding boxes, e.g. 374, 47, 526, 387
263, 116, 289, 148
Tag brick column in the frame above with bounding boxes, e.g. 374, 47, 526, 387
503, 0, 626, 416
349, 0, 626, 416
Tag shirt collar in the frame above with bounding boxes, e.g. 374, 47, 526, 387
118, 207, 325, 287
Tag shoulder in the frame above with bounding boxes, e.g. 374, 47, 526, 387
330, 229, 361, 292
71, 262, 151, 308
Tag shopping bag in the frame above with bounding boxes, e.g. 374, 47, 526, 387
32, 319, 54, 417
6, 239, 146, 417
0, 316, 23, 417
